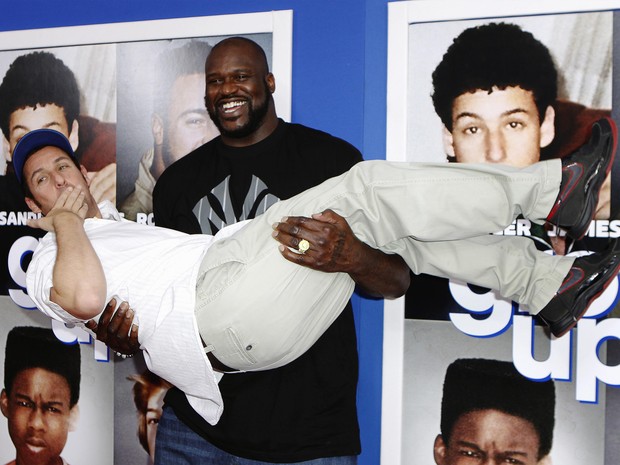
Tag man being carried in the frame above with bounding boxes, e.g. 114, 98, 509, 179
15, 121, 620, 425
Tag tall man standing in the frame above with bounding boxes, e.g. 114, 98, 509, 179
151, 37, 410, 464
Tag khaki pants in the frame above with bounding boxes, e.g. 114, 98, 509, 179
195, 159, 574, 371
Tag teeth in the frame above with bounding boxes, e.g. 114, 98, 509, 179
222, 101, 245, 111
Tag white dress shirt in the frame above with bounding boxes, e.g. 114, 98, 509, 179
27, 201, 247, 425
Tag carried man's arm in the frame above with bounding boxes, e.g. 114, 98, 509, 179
29, 186, 107, 320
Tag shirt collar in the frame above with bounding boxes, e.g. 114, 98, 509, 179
97, 200, 123, 221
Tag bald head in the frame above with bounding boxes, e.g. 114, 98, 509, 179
204, 37, 278, 146
207, 37, 270, 75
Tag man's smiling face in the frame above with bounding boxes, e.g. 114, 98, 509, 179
204, 39, 274, 140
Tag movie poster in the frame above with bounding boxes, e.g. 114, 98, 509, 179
0, 297, 114, 465
384, 2, 620, 464
0, 45, 116, 465
0, 11, 291, 464
402, 322, 606, 464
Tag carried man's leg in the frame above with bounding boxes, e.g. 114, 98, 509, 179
196, 118, 619, 370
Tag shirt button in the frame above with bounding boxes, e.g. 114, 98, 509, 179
246, 345, 252, 351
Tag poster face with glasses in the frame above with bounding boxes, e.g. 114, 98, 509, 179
383, 1, 620, 464
0, 10, 292, 464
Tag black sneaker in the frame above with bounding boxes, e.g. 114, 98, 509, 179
546, 117, 617, 240
538, 238, 620, 337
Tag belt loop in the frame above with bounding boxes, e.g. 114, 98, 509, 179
202, 338, 215, 354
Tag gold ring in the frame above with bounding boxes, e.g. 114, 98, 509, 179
298, 239, 310, 254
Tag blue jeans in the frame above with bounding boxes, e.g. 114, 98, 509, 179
154, 407, 358, 465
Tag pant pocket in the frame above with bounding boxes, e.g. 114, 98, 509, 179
220, 327, 257, 367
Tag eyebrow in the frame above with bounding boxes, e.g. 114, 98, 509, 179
14, 393, 66, 407
29, 155, 73, 183
454, 107, 531, 123
179, 108, 208, 117
206, 67, 254, 78
454, 440, 530, 458
455, 440, 483, 450
11, 121, 64, 134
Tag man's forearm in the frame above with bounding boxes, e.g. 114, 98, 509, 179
273, 210, 411, 299
349, 244, 410, 299
51, 213, 107, 319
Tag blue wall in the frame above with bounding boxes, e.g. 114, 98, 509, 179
0, 1, 390, 463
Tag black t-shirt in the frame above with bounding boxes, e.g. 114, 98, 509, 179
153, 120, 363, 462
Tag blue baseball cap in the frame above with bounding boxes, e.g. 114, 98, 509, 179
12, 129, 76, 185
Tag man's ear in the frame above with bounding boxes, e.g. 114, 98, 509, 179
79, 164, 91, 187
266, 72, 276, 94
152, 114, 164, 146
68, 119, 80, 152
537, 453, 552, 465
2, 134, 10, 163
68, 404, 80, 432
25, 196, 42, 214
442, 126, 456, 158
539, 105, 556, 149
1, 389, 9, 418
433, 434, 447, 465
